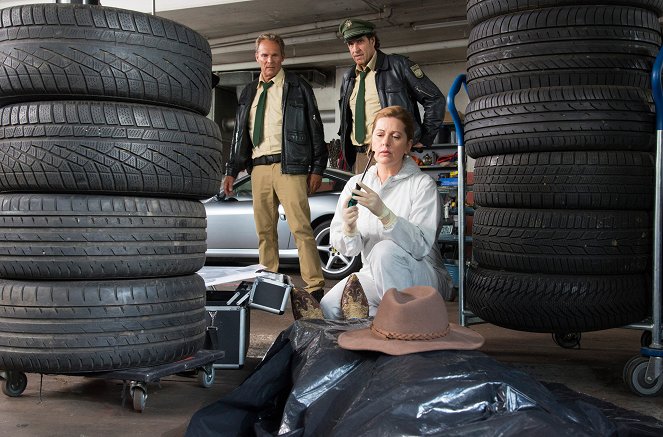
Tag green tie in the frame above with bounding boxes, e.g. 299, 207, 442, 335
354, 68, 369, 144
253, 80, 274, 146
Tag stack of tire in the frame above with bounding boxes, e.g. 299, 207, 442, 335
0, 3, 223, 373
463, 0, 663, 334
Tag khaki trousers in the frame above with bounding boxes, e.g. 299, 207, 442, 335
251, 163, 325, 292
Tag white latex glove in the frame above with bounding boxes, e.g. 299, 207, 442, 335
342, 196, 359, 236
354, 182, 397, 228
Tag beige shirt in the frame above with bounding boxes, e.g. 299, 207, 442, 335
250, 68, 284, 158
349, 54, 381, 146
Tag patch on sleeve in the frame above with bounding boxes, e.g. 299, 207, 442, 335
410, 64, 424, 78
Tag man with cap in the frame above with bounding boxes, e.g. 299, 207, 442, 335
223, 33, 327, 317
337, 18, 446, 173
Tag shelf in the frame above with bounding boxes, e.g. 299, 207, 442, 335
412, 143, 457, 152
437, 186, 458, 193
438, 234, 473, 244
418, 165, 457, 170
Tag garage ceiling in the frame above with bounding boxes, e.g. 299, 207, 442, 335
5, 0, 469, 72
156, 0, 470, 71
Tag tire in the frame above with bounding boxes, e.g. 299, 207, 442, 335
466, 266, 649, 333
2, 371, 27, 397
466, 7, 661, 99
473, 208, 651, 275
0, 193, 207, 280
0, 101, 223, 199
0, 275, 206, 373
0, 3, 212, 114
467, 0, 663, 26
472, 151, 655, 209
465, 87, 655, 157
313, 219, 361, 280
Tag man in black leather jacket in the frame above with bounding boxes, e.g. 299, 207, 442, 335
337, 18, 445, 171
223, 34, 327, 315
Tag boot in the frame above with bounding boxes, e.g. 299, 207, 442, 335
290, 287, 323, 320
340, 274, 369, 319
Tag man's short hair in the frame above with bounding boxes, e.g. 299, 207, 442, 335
255, 33, 286, 56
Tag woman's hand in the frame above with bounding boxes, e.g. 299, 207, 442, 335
342, 196, 359, 236
354, 182, 397, 228
353, 182, 386, 217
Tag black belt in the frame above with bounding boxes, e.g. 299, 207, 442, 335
253, 153, 281, 166
356, 145, 369, 153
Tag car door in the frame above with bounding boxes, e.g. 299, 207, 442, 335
205, 176, 291, 256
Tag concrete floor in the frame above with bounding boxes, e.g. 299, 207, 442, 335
1, 269, 662, 436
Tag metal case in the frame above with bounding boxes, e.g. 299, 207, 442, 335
248, 275, 292, 315
204, 286, 251, 369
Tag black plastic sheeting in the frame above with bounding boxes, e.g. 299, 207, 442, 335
186, 319, 663, 437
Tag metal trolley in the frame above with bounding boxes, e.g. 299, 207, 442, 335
0, 350, 224, 412
446, 50, 663, 395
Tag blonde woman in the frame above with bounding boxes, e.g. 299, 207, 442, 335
321, 106, 452, 319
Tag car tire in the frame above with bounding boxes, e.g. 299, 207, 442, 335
0, 193, 207, 280
0, 3, 213, 114
466, 6, 661, 99
466, 266, 649, 333
313, 219, 361, 280
464, 87, 655, 157
0, 275, 206, 373
473, 207, 651, 275
467, 0, 663, 26
0, 101, 224, 199
472, 151, 655, 210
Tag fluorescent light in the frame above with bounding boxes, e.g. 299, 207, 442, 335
411, 19, 467, 31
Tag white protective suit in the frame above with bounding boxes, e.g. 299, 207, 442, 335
321, 157, 453, 319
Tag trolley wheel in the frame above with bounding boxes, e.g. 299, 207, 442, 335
2, 371, 27, 397
131, 387, 147, 413
623, 355, 643, 383
624, 356, 663, 397
552, 332, 581, 349
641, 330, 652, 347
197, 365, 215, 388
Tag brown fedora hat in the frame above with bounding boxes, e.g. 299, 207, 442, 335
338, 286, 484, 355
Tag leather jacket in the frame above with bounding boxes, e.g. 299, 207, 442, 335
338, 50, 445, 168
225, 70, 328, 177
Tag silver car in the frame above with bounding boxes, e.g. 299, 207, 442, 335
204, 168, 361, 279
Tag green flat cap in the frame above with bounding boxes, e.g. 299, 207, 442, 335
339, 18, 375, 41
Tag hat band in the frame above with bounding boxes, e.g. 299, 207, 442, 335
370, 323, 450, 341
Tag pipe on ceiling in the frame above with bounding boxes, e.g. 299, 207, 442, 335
207, 8, 392, 47
212, 39, 469, 71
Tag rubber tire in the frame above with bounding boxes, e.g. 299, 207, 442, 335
466, 266, 649, 333
2, 371, 27, 397
132, 387, 147, 413
624, 357, 663, 396
472, 151, 655, 210
0, 3, 212, 114
0, 193, 207, 280
0, 101, 223, 199
473, 208, 651, 275
466, 6, 661, 99
0, 275, 206, 373
465, 87, 655, 157
197, 365, 215, 388
467, 0, 663, 26
313, 219, 362, 280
